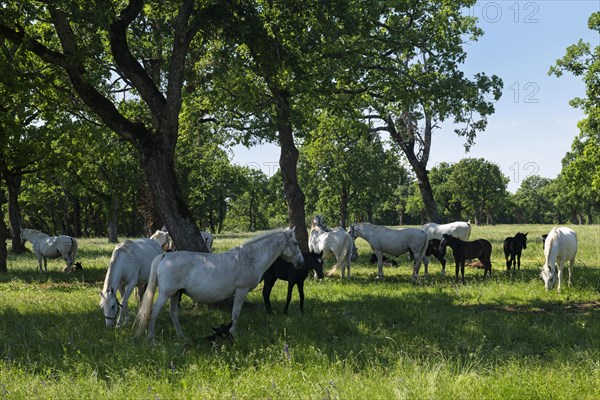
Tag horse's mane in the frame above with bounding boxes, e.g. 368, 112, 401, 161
240, 229, 287, 247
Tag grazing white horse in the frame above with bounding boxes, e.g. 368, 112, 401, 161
134, 228, 303, 340
20, 228, 78, 273
541, 227, 577, 291
422, 221, 471, 241
99, 238, 164, 327
349, 223, 428, 280
150, 229, 213, 252
309, 226, 353, 278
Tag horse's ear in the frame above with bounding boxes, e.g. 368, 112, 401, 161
99, 290, 106, 300
525, 232, 528, 236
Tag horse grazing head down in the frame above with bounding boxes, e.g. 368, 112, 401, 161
99, 288, 121, 328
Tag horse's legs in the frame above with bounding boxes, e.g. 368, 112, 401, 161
147, 292, 170, 340
230, 288, 251, 334
297, 281, 305, 315
556, 260, 565, 292
421, 255, 429, 278
516, 251, 521, 270
412, 253, 424, 281
568, 257, 574, 287
117, 283, 136, 327
43, 256, 48, 273
168, 292, 185, 338
262, 275, 276, 314
455, 259, 460, 283
438, 254, 446, 277
36, 252, 43, 273
375, 250, 384, 279
284, 281, 296, 316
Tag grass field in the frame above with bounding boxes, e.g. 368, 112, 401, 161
1, 225, 599, 399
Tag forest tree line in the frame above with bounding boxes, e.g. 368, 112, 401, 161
0, 2, 598, 258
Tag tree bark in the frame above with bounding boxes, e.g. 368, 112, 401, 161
0, 190, 8, 273
413, 166, 440, 224
108, 194, 119, 243
386, 113, 441, 223
274, 91, 308, 252
2, 169, 25, 253
140, 144, 209, 252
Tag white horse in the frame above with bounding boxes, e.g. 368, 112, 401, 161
150, 229, 213, 252
20, 228, 78, 273
349, 223, 429, 280
541, 227, 577, 291
99, 238, 164, 327
422, 221, 471, 241
309, 226, 353, 278
134, 228, 303, 340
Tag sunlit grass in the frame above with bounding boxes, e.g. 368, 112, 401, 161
1, 225, 599, 398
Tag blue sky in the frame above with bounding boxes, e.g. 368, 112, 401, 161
232, 1, 600, 192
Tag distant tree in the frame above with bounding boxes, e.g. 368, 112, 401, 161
224, 168, 270, 231
301, 113, 403, 228
0, 0, 224, 251
549, 11, 600, 223
345, 2, 503, 223
430, 162, 465, 221
513, 176, 554, 223
0, 32, 68, 251
446, 158, 509, 225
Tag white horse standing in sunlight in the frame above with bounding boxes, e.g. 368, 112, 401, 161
349, 223, 429, 280
541, 227, 577, 291
421, 221, 471, 241
20, 228, 78, 273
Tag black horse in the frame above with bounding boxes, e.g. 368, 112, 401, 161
439, 234, 492, 283
405, 239, 446, 274
262, 251, 324, 315
369, 253, 397, 266
503, 232, 528, 271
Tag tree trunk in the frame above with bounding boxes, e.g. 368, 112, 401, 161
275, 91, 308, 252
108, 194, 119, 243
386, 113, 440, 223
340, 185, 349, 229
140, 147, 208, 252
0, 191, 8, 273
414, 166, 440, 223
73, 198, 82, 237
3, 170, 25, 253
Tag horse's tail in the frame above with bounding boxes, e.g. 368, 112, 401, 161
69, 238, 79, 266
134, 252, 165, 337
417, 230, 429, 264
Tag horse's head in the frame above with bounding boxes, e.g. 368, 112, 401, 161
348, 225, 356, 239
99, 288, 121, 328
306, 251, 324, 279
281, 227, 304, 269
540, 265, 555, 290
439, 234, 451, 255
150, 229, 171, 251
517, 232, 528, 249
350, 240, 359, 261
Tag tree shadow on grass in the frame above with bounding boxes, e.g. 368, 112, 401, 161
1, 269, 599, 381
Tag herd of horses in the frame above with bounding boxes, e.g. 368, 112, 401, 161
17, 219, 578, 340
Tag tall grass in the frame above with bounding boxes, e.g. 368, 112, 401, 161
1, 225, 599, 399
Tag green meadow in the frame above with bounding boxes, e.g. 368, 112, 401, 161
1, 225, 599, 399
